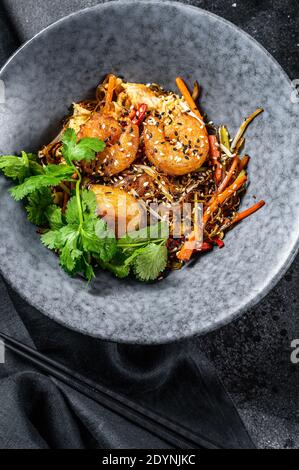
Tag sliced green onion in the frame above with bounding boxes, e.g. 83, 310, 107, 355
219, 125, 231, 151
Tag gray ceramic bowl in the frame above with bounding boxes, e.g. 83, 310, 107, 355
0, 1, 298, 344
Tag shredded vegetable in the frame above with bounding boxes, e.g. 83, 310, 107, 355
0, 74, 266, 280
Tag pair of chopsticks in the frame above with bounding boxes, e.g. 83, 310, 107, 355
0, 331, 222, 449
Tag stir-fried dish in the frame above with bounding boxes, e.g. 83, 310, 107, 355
0, 75, 265, 281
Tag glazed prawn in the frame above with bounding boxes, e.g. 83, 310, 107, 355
77, 112, 139, 176
90, 185, 145, 236
122, 80, 209, 176
143, 113, 209, 176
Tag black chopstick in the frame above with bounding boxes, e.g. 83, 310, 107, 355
0, 332, 222, 449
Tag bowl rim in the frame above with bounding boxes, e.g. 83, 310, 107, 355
0, 0, 298, 344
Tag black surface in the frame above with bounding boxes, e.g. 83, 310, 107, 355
0, 0, 298, 449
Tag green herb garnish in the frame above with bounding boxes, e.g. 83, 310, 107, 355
0, 129, 169, 281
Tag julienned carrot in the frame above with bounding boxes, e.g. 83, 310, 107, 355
239, 155, 250, 171
217, 155, 239, 193
177, 233, 197, 261
178, 176, 249, 260
232, 200, 265, 224
177, 235, 212, 261
177, 194, 202, 261
203, 173, 247, 225
209, 135, 222, 184
104, 75, 116, 110
193, 193, 201, 242
176, 77, 205, 123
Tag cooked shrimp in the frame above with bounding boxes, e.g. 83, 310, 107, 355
78, 112, 139, 176
90, 185, 145, 237
122, 83, 189, 117
143, 113, 209, 176
122, 83, 162, 110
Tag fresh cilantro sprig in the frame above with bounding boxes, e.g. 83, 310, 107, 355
133, 243, 168, 281
62, 128, 105, 164
0, 151, 43, 182
41, 190, 117, 281
39, 129, 112, 281
100, 222, 169, 281
26, 188, 53, 226
0, 129, 169, 281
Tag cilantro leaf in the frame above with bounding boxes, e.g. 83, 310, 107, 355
118, 222, 169, 249
41, 229, 62, 250
60, 239, 82, 273
53, 224, 97, 281
41, 203, 117, 279
26, 188, 53, 225
100, 260, 130, 279
9, 165, 75, 201
77, 137, 105, 153
133, 244, 168, 281
43, 164, 74, 177
82, 189, 97, 218
84, 263, 95, 282
0, 152, 29, 182
0, 152, 44, 183
82, 218, 117, 262
65, 195, 79, 225
61, 128, 105, 163
65, 190, 97, 226
45, 205, 64, 230
27, 153, 44, 176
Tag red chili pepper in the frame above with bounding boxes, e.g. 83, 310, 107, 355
195, 242, 213, 252
129, 108, 136, 120
132, 104, 148, 126
213, 237, 225, 249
